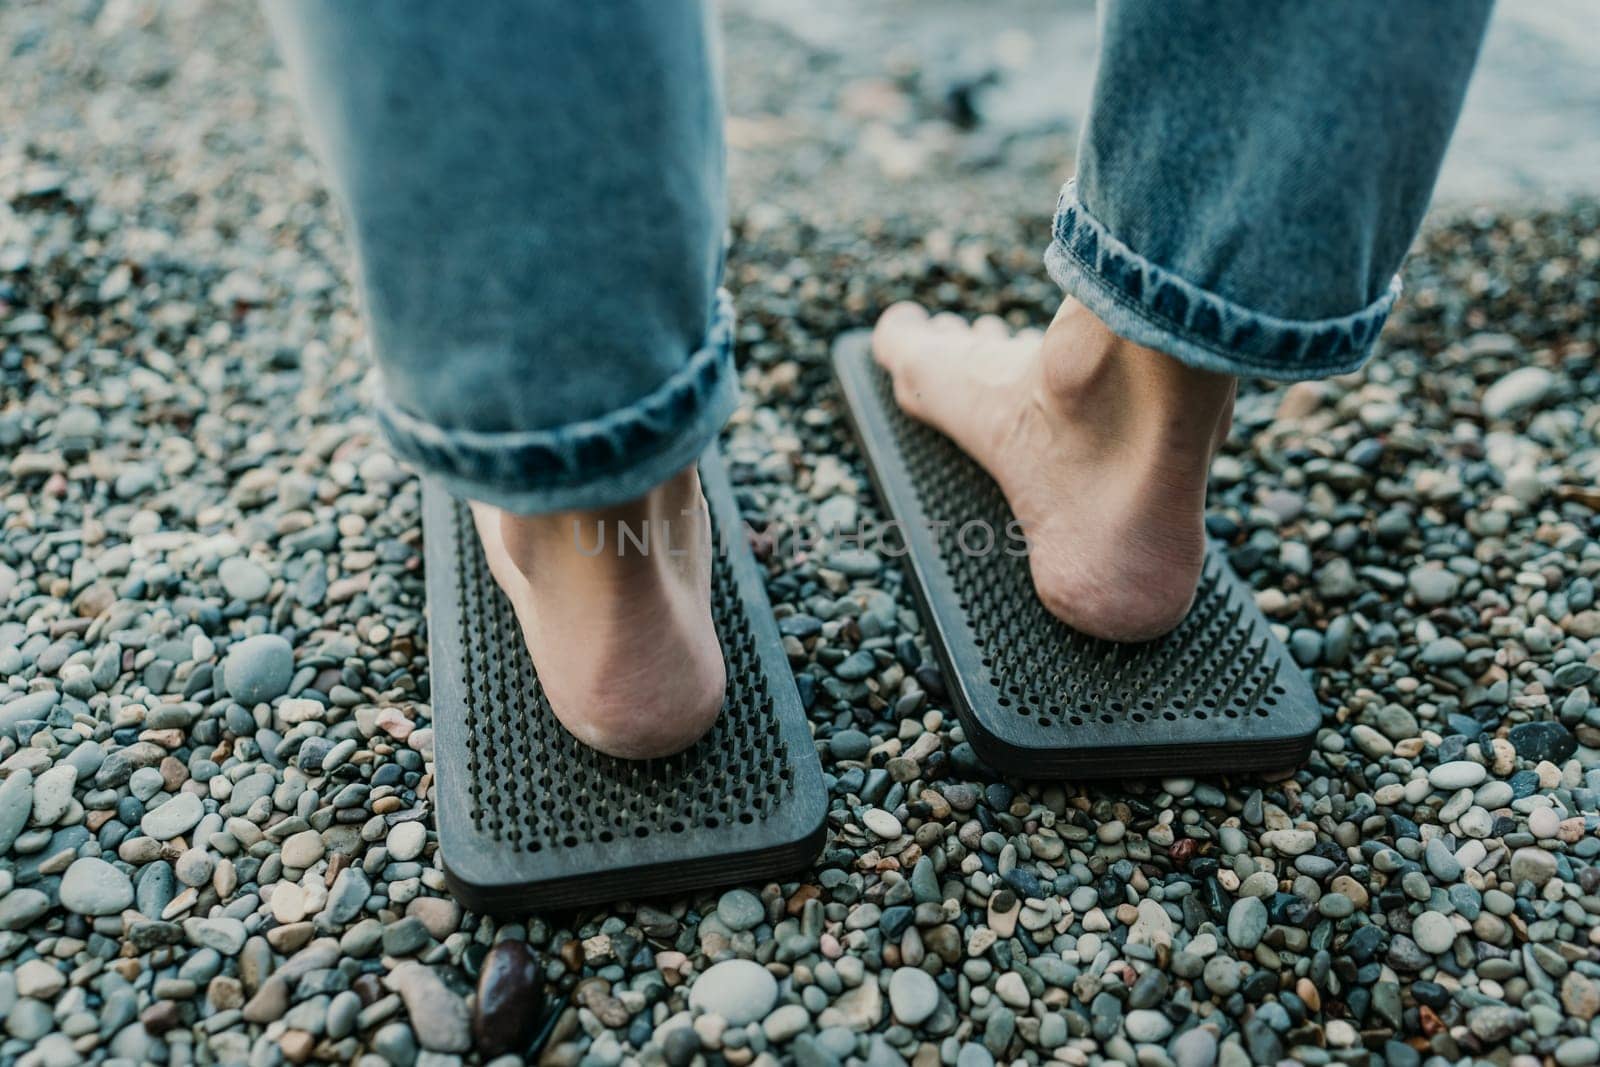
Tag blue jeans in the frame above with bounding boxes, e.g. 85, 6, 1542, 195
267, 0, 1490, 514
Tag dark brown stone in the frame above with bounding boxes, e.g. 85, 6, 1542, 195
473, 940, 544, 1057
353, 972, 386, 1005
141, 1000, 182, 1035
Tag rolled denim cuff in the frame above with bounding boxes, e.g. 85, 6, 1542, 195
374, 290, 739, 514
1044, 181, 1401, 381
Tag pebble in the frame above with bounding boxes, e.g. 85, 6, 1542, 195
1226, 896, 1267, 950
830, 729, 872, 761
1508, 720, 1577, 762
388, 964, 472, 1052
1173, 1027, 1218, 1067
0, 770, 33, 853
1556, 1037, 1600, 1067
223, 633, 295, 705
1124, 1009, 1173, 1043
888, 967, 939, 1026
386, 821, 427, 862
1481, 366, 1554, 419
1428, 760, 1486, 790
30, 764, 76, 824
59, 856, 135, 915
218, 557, 272, 601
717, 888, 766, 932
764, 1004, 812, 1042
862, 809, 902, 840
1412, 911, 1455, 954
280, 829, 326, 868
140, 792, 205, 840
0, 32, 1596, 1067
1510, 846, 1559, 886
1407, 567, 1460, 607
473, 940, 543, 1057
689, 959, 778, 1026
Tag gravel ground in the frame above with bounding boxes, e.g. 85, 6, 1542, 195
4, 4, 1600, 1067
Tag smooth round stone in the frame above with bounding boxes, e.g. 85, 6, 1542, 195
956, 1044, 994, 1067
1457, 807, 1494, 838
1227, 896, 1268, 950
1424, 838, 1463, 882
271, 883, 308, 924
689, 959, 778, 1026
1476, 780, 1514, 809
174, 848, 215, 887
281, 830, 326, 869
835, 650, 876, 680
762, 1004, 811, 1043
888, 968, 939, 1026
995, 971, 1031, 1010
1510, 847, 1558, 886
0, 770, 34, 854
189, 917, 247, 955
1508, 721, 1577, 763
7, 998, 53, 1042
30, 764, 76, 825
218, 557, 271, 601
662, 1026, 701, 1067
1528, 807, 1560, 839
1412, 911, 1455, 954
1408, 568, 1460, 607
0, 888, 50, 930
59, 857, 134, 916
1419, 638, 1466, 665
389, 964, 471, 1052
224, 634, 294, 705
716, 889, 765, 932
129, 766, 166, 803
1555, 1037, 1600, 1067
1481, 366, 1553, 419
371, 1023, 416, 1065
862, 809, 902, 840
1124, 1009, 1173, 1043
1203, 959, 1241, 1004
830, 730, 871, 761
1429, 761, 1486, 790
387, 822, 426, 863
1172, 1027, 1218, 1067
140, 792, 205, 841
1266, 828, 1316, 856
1318, 893, 1355, 919
327, 990, 362, 1041
827, 550, 881, 578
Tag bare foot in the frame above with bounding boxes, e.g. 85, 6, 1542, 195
469, 466, 725, 759
871, 299, 1235, 642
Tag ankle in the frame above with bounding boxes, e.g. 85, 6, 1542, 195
497, 467, 705, 581
1038, 300, 1234, 458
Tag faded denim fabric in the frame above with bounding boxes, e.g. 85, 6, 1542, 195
266, 0, 733, 513
1050, 0, 1493, 380
270, 0, 1492, 514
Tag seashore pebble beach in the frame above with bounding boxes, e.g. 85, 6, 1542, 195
3, 3, 1600, 1066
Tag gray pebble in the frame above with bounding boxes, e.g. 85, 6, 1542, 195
689, 959, 778, 1026
59, 856, 135, 915
223, 634, 294, 705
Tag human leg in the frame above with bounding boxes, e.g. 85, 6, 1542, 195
875, 0, 1491, 640
267, 0, 732, 755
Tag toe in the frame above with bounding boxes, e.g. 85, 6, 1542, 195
872, 302, 929, 371
972, 314, 1010, 341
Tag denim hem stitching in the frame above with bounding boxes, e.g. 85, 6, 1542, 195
374, 288, 737, 493
1045, 180, 1400, 378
